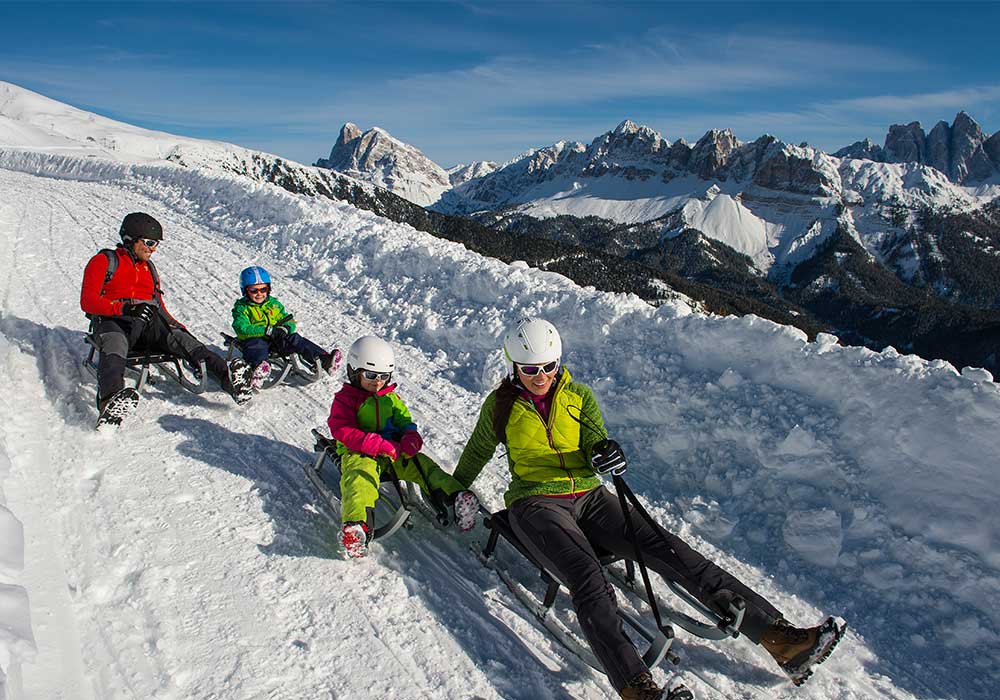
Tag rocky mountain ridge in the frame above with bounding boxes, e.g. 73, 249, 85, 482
834, 111, 1000, 184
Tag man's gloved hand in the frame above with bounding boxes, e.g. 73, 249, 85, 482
591, 439, 627, 475
123, 302, 155, 324
400, 430, 423, 457
265, 324, 289, 341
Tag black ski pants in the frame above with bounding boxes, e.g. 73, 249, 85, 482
508, 486, 781, 692
92, 314, 232, 403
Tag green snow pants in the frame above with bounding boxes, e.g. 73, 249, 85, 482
339, 451, 465, 525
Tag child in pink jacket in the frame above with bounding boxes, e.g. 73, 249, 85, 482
327, 335, 478, 558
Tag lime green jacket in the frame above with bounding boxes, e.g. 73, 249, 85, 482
231, 296, 296, 340
454, 368, 606, 507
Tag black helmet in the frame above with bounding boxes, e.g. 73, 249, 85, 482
119, 212, 163, 242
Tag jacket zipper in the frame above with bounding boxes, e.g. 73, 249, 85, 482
524, 379, 574, 493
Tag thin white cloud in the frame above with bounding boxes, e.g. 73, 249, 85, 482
376, 31, 918, 109
819, 86, 1000, 115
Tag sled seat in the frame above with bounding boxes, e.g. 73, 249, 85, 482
483, 508, 746, 647
83, 333, 208, 394
221, 332, 322, 389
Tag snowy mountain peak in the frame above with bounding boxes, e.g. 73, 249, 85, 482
688, 128, 741, 178
315, 122, 451, 206
614, 119, 640, 134
447, 160, 500, 187
336, 122, 362, 147
595, 120, 669, 158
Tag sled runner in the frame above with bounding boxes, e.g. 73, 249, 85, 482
305, 428, 452, 542
83, 333, 208, 395
479, 503, 746, 677
222, 332, 324, 390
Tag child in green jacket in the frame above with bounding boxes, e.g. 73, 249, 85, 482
327, 335, 479, 558
232, 266, 341, 388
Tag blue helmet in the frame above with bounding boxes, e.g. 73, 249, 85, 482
240, 266, 271, 291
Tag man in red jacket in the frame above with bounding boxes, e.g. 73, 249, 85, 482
81, 212, 253, 426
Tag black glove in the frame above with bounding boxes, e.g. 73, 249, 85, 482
124, 302, 155, 324
265, 324, 289, 341
278, 313, 295, 328
591, 439, 627, 475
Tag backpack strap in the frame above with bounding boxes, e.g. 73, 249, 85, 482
146, 258, 162, 295
100, 249, 118, 285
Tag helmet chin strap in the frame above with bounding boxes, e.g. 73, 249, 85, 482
121, 238, 140, 262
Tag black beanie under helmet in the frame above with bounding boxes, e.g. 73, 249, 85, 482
119, 212, 163, 242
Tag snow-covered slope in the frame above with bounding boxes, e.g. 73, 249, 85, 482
1, 144, 999, 700
0, 80, 261, 165
0, 81, 383, 203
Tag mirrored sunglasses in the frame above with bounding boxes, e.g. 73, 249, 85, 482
361, 370, 392, 381
141, 238, 160, 248
517, 360, 559, 376
245, 285, 270, 295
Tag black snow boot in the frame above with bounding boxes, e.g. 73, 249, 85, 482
227, 358, 254, 405
96, 387, 140, 429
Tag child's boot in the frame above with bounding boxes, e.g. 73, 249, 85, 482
451, 490, 480, 532
320, 348, 343, 374
250, 360, 271, 390
340, 521, 370, 559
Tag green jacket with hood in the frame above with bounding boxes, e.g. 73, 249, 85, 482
453, 367, 606, 507
231, 295, 297, 340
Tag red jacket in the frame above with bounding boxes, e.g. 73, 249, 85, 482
80, 247, 179, 325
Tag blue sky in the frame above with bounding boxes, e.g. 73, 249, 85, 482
2, 1, 999, 167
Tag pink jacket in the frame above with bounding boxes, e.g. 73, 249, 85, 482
327, 382, 401, 458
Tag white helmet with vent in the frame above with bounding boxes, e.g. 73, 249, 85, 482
347, 336, 395, 374
503, 317, 562, 371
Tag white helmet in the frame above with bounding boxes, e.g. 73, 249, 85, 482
503, 318, 562, 368
347, 336, 395, 374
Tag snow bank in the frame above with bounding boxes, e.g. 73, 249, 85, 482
0, 338, 37, 698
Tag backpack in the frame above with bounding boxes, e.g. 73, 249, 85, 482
98, 247, 162, 294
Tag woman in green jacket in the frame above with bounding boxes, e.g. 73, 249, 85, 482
454, 318, 844, 700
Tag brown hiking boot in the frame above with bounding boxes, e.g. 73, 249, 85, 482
620, 672, 694, 700
761, 617, 846, 686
